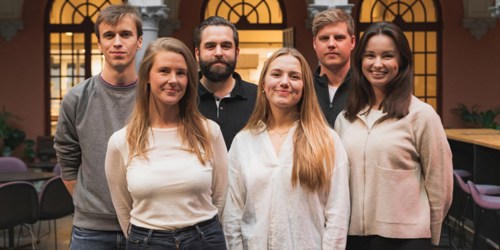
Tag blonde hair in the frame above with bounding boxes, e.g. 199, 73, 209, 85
312, 8, 355, 37
245, 47, 335, 192
126, 37, 212, 164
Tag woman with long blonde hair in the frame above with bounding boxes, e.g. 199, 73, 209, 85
105, 37, 228, 250
223, 47, 350, 249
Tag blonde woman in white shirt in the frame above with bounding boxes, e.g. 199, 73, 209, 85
105, 37, 228, 250
223, 47, 350, 250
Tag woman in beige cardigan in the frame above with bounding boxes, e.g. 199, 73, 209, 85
334, 22, 453, 250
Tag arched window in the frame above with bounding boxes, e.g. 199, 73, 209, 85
45, 0, 122, 134
201, 0, 288, 83
357, 0, 442, 113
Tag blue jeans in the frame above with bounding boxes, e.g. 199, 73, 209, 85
126, 217, 226, 250
70, 226, 126, 250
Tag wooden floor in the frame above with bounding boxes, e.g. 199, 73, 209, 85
1, 215, 71, 250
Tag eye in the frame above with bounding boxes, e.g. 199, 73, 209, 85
319, 36, 329, 41
221, 43, 233, 49
364, 53, 375, 59
291, 74, 301, 80
159, 68, 170, 74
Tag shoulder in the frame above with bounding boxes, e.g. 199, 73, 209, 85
62, 76, 99, 103
108, 127, 128, 146
408, 96, 440, 121
205, 119, 222, 138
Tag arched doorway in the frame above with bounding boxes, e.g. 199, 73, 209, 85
357, 0, 442, 113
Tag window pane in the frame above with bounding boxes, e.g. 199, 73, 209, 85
427, 53, 437, 74
414, 76, 425, 97
414, 54, 425, 74
414, 32, 425, 52
427, 32, 437, 52
427, 76, 437, 96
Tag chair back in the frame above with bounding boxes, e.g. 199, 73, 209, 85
52, 163, 61, 175
0, 181, 39, 229
453, 170, 470, 194
0, 156, 28, 173
39, 176, 74, 220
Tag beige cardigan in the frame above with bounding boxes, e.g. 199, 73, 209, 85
334, 96, 453, 245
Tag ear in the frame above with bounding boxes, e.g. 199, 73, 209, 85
137, 36, 143, 49
97, 40, 103, 53
235, 47, 240, 60
195, 47, 200, 61
350, 35, 356, 50
312, 37, 317, 50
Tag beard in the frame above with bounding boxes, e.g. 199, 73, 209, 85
199, 57, 237, 82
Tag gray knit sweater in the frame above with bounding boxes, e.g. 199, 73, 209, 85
54, 75, 136, 231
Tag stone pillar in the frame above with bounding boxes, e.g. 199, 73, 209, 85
0, 0, 24, 42
129, 0, 168, 69
306, 0, 354, 29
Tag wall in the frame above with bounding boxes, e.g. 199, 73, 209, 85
0, 0, 47, 141
440, 1, 500, 127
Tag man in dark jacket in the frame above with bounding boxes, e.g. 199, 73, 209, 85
194, 16, 257, 149
312, 8, 355, 127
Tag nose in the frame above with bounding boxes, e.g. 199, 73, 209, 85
214, 45, 223, 58
168, 72, 178, 84
113, 36, 122, 47
327, 36, 336, 49
279, 75, 290, 87
373, 57, 383, 68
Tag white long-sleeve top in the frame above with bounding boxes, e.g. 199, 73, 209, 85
105, 120, 228, 237
223, 123, 350, 250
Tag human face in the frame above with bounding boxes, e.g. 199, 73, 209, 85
313, 22, 355, 72
97, 15, 142, 72
264, 55, 304, 112
149, 51, 188, 108
195, 25, 239, 82
362, 34, 400, 93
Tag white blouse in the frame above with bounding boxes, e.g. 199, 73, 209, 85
105, 120, 228, 237
223, 123, 350, 250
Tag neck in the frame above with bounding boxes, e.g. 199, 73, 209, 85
268, 107, 298, 130
150, 102, 180, 128
201, 75, 235, 98
320, 63, 350, 87
101, 63, 137, 86
372, 86, 386, 109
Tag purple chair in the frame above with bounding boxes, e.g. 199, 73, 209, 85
467, 180, 500, 249
450, 170, 500, 248
0, 181, 39, 250
37, 176, 74, 250
0, 157, 28, 173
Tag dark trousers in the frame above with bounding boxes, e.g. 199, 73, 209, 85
126, 216, 226, 250
346, 235, 432, 250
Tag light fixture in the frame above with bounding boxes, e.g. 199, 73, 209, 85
65, 32, 73, 36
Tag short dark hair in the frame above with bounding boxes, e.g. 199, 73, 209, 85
193, 16, 239, 49
345, 22, 413, 122
94, 4, 143, 41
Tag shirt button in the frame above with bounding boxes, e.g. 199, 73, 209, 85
220, 106, 224, 110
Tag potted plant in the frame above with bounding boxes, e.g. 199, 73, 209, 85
452, 103, 500, 129
0, 106, 26, 156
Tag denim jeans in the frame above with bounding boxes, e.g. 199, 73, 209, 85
70, 226, 126, 250
126, 217, 226, 250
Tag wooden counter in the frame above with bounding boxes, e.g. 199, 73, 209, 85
445, 128, 500, 150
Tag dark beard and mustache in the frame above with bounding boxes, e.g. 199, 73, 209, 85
199, 58, 237, 82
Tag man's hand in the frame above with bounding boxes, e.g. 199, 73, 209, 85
62, 179, 77, 196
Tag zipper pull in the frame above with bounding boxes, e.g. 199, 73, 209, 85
176, 239, 180, 250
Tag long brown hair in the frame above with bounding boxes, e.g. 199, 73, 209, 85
245, 47, 335, 192
345, 22, 413, 122
126, 37, 212, 164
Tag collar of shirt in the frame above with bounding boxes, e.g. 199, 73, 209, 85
313, 67, 351, 91
198, 71, 249, 100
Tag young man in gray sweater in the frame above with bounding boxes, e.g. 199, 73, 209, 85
54, 4, 142, 249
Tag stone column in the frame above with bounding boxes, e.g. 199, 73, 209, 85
129, 0, 168, 69
306, 0, 354, 28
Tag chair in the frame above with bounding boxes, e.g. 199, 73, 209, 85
52, 163, 61, 175
37, 176, 74, 250
467, 181, 500, 250
0, 181, 39, 250
450, 170, 500, 248
0, 156, 28, 172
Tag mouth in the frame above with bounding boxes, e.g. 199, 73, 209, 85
370, 71, 387, 78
